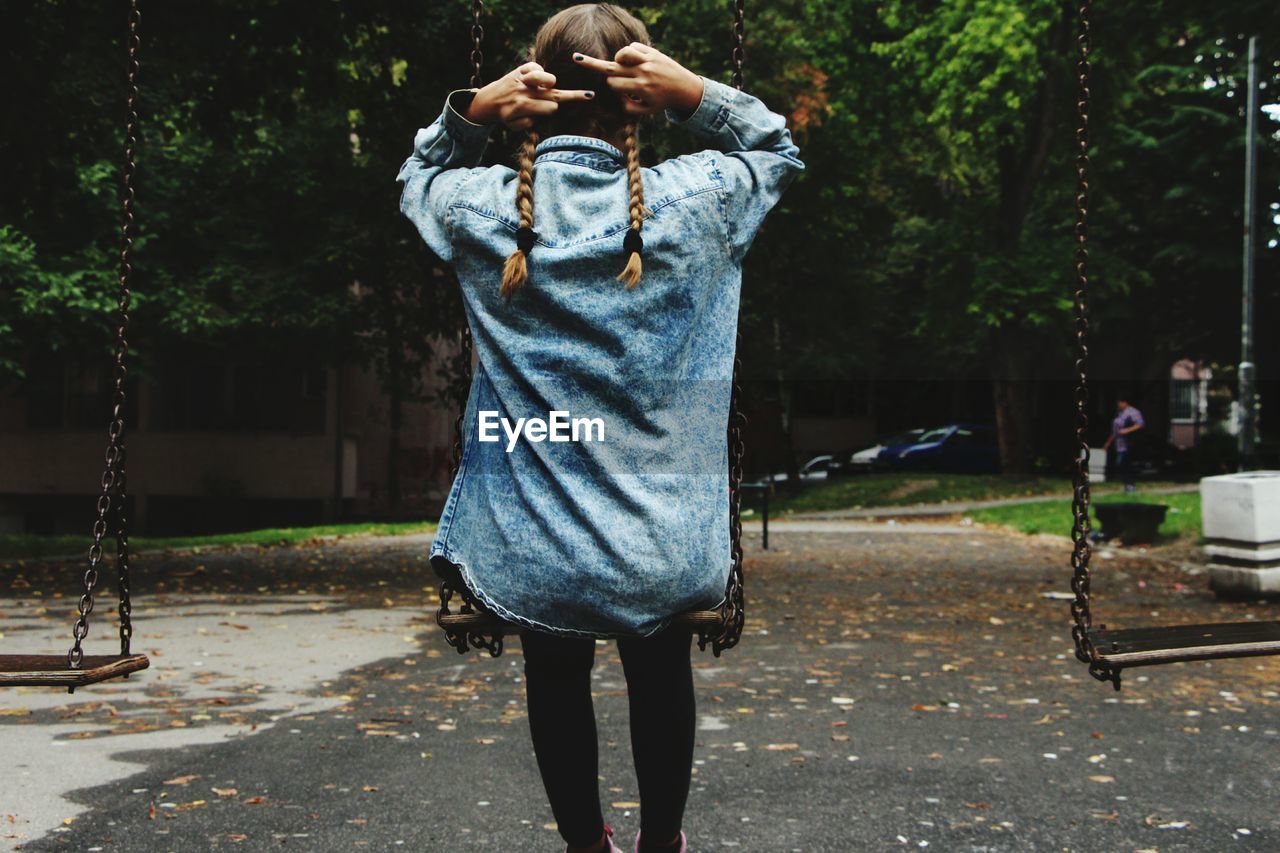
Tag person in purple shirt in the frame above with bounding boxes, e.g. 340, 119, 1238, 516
1103, 394, 1145, 492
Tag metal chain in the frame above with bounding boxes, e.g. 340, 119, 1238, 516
468, 0, 484, 90
450, 0, 480, 490
438, 0, 501, 657
701, 0, 749, 656
730, 0, 745, 90
1067, 0, 1119, 690
69, 0, 141, 669
450, 331, 473, 475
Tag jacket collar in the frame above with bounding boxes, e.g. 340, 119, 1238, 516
534, 135, 624, 169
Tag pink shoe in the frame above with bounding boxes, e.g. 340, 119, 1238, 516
567, 822, 624, 853
632, 829, 687, 853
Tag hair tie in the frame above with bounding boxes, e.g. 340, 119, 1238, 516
623, 228, 643, 257
516, 226, 538, 255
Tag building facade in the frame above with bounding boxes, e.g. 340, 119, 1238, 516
0, 352, 455, 536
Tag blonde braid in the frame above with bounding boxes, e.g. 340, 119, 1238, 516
616, 122, 648, 289
501, 130, 540, 302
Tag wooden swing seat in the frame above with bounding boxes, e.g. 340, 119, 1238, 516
439, 608, 725, 635
1087, 620, 1280, 668
0, 654, 150, 689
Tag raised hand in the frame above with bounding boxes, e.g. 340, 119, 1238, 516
466, 61, 596, 129
572, 42, 704, 117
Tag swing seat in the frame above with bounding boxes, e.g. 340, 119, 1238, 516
0, 654, 150, 688
438, 607, 725, 635
1087, 621, 1280, 668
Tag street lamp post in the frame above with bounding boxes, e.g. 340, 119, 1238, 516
1238, 35, 1260, 471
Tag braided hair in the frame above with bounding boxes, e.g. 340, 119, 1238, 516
500, 3, 651, 302
616, 121, 646, 289
500, 131, 540, 301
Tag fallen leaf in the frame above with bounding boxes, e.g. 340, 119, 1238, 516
163, 774, 200, 786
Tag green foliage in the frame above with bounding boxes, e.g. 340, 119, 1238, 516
0, 0, 1276, 471
875, 0, 1061, 188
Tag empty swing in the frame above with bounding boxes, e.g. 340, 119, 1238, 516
0, 0, 150, 693
434, 0, 750, 659
1066, 0, 1280, 691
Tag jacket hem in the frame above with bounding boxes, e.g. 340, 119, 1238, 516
428, 542, 674, 641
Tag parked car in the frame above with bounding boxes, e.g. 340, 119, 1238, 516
829, 429, 927, 475
886, 423, 1001, 474
768, 454, 834, 483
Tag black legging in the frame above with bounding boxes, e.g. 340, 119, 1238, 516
521, 624, 696, 849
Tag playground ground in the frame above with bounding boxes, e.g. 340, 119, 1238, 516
1, 516, 1278, 851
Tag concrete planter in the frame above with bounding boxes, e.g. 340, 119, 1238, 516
1088, 447, 1107, 483
1202, 471, 1280, 596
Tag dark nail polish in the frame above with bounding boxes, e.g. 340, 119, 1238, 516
585, 91, 595, 99
573, 52, 584, 61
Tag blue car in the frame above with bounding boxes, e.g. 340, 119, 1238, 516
882, 423, 1001, 474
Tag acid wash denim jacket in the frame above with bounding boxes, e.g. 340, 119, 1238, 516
397, 75, 803, 639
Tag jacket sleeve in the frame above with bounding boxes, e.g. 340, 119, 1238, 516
396, 89, 493, 263
666, 76, 804, 261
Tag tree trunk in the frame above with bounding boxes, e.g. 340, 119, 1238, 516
386, 329, 404, 519
991, 325, 1034, 474
985, 4, 1072, 476
773, 315, 801, 490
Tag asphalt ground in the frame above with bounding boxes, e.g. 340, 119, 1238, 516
2, 520, 1278, 851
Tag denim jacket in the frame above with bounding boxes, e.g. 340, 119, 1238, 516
397, 76, 803, 638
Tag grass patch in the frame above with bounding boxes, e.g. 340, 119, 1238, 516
968, 491, 1202, 542
0, 520, 437, 561
766, 473, 1071, 514
762, 473, 1184, 515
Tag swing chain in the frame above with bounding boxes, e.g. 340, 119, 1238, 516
731, 0, 745, 91
452, 0, 482, 476
70, 0, 141, 669
451, 334, 472, 475
1067, 0, 1118, 689
718, 338, 748, 655
469, 0, 485, 90
452, 0, 482, 477
438, 0, 501, 657
701, 0, 748, 656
